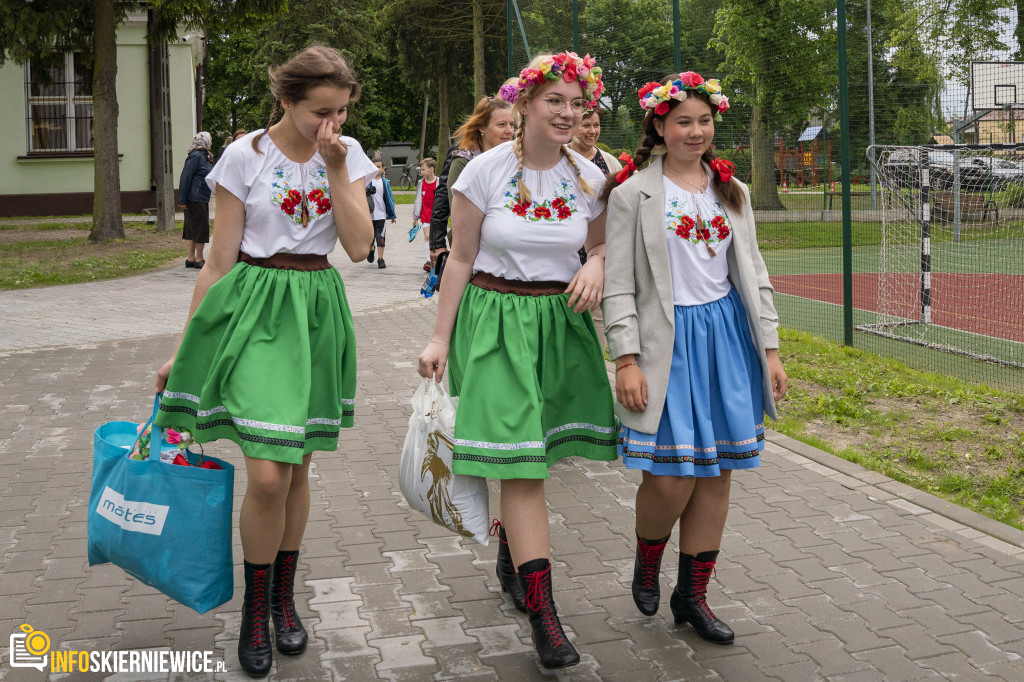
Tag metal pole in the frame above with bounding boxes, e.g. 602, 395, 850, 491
418, 79, 430, 162
673, 0, 681, 72
920, 150, 932, 324
838, 0, 854, 346
572, 0, 579, 53
507, 0, 514, 78
867, 0, 877, 210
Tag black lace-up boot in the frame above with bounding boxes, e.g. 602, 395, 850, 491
632, 533, 670, 616
270, 550, 308, 655
239, 560, 273, 676
669, 550, 735, 644
516, 558, 580, 669
490, 520, 526, 613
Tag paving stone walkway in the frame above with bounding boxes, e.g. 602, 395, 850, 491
1, 203, 1023, 680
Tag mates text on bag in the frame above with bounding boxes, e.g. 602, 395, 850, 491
400, 379, 490, 545
88, 394, 234, 614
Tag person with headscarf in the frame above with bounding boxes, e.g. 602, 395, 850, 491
178, 131, 215, 268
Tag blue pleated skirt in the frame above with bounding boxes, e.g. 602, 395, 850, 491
619, 288, 765, 477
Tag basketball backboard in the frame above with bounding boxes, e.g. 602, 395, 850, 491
971, 61, 1024, 110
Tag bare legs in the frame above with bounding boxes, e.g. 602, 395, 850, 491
240, 454, 312, 563
635, 470, 731, 550
499, 479, 549, 566
185, 240, 206, 263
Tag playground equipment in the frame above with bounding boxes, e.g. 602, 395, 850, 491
775, 126, 833, 188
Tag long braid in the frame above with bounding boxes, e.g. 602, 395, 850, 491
251, 100, 280, 154
513, 120, 529, 204
701, 147, 744, 211
560, 146, 594, 196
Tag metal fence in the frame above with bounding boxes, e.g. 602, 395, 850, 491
507, 0, 1024, 393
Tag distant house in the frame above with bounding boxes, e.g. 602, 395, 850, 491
961, 109, 1024, 145
0, 11, 203, 216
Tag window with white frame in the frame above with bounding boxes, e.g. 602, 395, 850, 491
25, 53, 94, 153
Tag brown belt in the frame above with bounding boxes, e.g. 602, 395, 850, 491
238, 251, 333, 272
470, 272, 568, 297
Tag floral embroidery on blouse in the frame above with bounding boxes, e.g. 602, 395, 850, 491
270, 165, 332, 224
666, 196, 731, 246
503, 173, 579, 222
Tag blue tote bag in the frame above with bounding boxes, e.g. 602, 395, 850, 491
88, 394, 234, 614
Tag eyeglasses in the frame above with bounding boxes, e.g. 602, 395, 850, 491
543, 96, 587, 116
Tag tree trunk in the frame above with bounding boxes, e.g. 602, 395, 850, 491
473, 0, 486, 100
148, 13, 175, 233
90, 0, 124, 241
750, 102, 785, 211
436, 54, 450, 163
1016, 0, 1024, 60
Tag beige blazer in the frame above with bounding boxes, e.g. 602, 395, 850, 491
602, 155, 780, 433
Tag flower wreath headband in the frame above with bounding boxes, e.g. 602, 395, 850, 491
616, 71, 736, 185
638, 71, 729, 121
499, 51, 605, 108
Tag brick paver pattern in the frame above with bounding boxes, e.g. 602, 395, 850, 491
1, 203, 1022, 680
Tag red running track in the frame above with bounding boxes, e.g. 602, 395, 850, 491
770, 273, 1024, 343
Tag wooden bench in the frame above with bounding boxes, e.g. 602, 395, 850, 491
827, 190, 872, 210
932, 192, 998, 224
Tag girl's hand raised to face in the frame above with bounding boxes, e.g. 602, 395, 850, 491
317, 120, 349, 169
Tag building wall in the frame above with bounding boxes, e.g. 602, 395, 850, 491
0, 15, 200, 216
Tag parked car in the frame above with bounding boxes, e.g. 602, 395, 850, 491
961, 156, 1024, 189
882, 149, 994, 191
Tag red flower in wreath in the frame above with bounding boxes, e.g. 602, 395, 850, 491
675, 215, 695, 239
512, 201, 530, 217
697, 226, 712, 242
308, 189, 324, 201
534, 206, 552, 220
552, 197, 567, 210
287, 189, 302, 202
557, 207, 572, 220
281, 201, 297, 216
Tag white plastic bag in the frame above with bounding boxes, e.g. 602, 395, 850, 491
399, 379, 490, 545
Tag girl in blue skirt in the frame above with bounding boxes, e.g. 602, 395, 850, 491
602, 72, 788, 644
155, 46, 375, 676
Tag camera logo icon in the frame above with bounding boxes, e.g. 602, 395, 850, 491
10, 624, 50, 671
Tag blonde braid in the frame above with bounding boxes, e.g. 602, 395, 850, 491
561, 146, 594, 196
513, 121, 530, 204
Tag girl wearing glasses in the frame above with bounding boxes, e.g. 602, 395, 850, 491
418, 52, 613, 669
602, 73, 787, 644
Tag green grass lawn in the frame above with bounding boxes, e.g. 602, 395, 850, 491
775, 327, 1024, 529
0, 222, 185, 290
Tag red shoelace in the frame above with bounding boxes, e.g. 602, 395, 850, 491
524, 565, 566, 648
249, 567, 269, 646
637, 539, 667, 589
275, 555, 298, 630
690, 559, 717, 619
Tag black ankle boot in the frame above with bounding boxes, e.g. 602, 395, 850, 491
271, 550, 308, 655
491, 520, 526, 613
239, 560, 273, 676
632, 533, 670, 616
516, 558, 580, 669
669, 550, 735, 644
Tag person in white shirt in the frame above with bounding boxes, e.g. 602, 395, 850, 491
418, 51, 612, 670
602, 72, 788, 646
154, 46, 375, 677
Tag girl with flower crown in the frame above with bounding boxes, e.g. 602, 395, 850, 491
154, 46, 376, 677
601, 72, 788, 645
418, 52, 615, 669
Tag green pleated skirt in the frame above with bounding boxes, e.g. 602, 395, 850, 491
448, 283, 618, 479
155, 261, 356, 464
